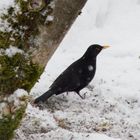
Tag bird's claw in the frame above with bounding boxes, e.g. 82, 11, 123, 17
76, 92, 86, 99
83, 92, 87, 99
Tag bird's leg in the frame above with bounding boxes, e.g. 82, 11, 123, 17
83, 92, 87, 98
62, 94, 65, 99
76, 92, 85, 99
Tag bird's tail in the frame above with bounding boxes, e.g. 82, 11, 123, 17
34, 90, 54, 104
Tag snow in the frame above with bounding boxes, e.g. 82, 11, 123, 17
8, 89, 28, 107
13, 89, 28, 98
5, 46, 24, 57
26, 128, 120, 140
46, 15, 54, 21
0, 0, 14, 31
48, 1, 55, 9
0, 0, 14, 11
45, 15, 54, 24
0, 0, 140, 140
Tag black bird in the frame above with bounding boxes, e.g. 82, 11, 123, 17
34, 44, 110, 104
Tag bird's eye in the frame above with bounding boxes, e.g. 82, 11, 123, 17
96, 48, 100, 51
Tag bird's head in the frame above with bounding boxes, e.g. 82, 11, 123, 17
84, 44, 110, 58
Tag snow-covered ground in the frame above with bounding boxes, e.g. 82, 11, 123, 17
1, 0, 140, 139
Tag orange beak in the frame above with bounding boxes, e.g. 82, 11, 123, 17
102, 45, 110, 49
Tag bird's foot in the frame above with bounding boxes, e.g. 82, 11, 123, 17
76, 92, 86, 99
83, 92, 87, 99
30, 99, 41, 107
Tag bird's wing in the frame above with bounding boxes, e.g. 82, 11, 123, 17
50, 61, 80, 92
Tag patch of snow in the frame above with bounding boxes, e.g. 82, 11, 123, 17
46, 15, 54, 22
48, 1, 55, 9
0, 0, 14, 11
5, 46, 24, 57
14, 89, 28, 98
8, 89, 28, 107
0, 0, 14, 32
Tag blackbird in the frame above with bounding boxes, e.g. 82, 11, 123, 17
34, 44, 110, 104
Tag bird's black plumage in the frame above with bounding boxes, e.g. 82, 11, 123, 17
34, 44, 106, 104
